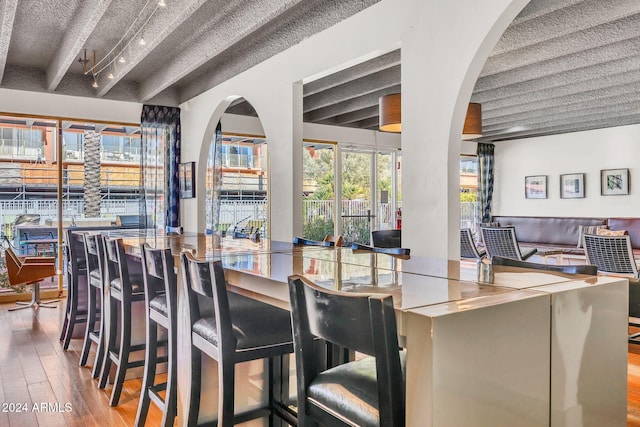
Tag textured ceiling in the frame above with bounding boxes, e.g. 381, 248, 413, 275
1, 0, 638, 142
0, 0, 379, 105
299, 0, 640, 141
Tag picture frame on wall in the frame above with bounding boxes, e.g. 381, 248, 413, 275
525, 175, 547, 199
179, 162, 195, 199
601, 168, 629, 196
560, 173, 585, 199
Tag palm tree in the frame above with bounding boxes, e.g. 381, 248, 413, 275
83, 131, 101, 218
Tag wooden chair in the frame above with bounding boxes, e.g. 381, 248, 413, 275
491, 256, 597, 275
293, 236, 331, 247
99, 237, 146, 406
323, 235, 343, 247
351, 242, 410, 257
135, 244, 176, 427
288, 275, 405, 426
181, 253, 294, 426
61, 230, 88, 350
371, 229, 401, 248
481, 226, 537, 261
78, 234, 105, 377
4, 246, 57, 311
460, 228, 486, 260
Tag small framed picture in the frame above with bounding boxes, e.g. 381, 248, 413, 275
525, 175, 547, 199
601, 168, 629, 196
560, 173, 585, 199
179, 162, 195, 199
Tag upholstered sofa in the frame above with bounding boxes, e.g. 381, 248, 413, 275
490, 216, 640, 257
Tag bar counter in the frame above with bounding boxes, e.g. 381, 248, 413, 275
116, 231, 628, 427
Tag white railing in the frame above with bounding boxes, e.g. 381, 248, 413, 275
460, 201, 478, 230
0, 199, 139, 224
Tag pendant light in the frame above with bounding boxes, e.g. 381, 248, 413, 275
379, 93, 401, 133
462, 102, 482, 140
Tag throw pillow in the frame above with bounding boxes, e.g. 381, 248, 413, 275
577, 225, 607, 248
596, 228, 627, 236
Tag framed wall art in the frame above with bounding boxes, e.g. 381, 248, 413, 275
601, 168, 629, 196
560, 173, 585, 199
179, 162, 195, 199
525, 175, 547, 199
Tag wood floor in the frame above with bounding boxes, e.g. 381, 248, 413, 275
1, 300, 640, 426
0, 301, 165, 427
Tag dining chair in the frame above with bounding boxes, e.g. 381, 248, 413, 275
181, 253, 294, 427
288, 275, 405, 426
460, 228, 486, 260
4, 246, 57, 311
371, 229, 401, 248
481, 226, 537, 261
583, 234, 639, 278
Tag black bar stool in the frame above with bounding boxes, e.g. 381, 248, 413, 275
60, 229, 88, 350
135, 244, 175, 427
99, 236, 146, 407
79, 233, 106, 377
181, 253, 294, 427
288, 275, 405, 427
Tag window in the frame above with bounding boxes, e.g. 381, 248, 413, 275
460, 155, 478, 229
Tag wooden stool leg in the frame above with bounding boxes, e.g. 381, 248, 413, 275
162, 320, 177, 427
218, 358, 235, 427
79, 285, 97, 367
186, 347, 202, 427
135, 316, 158, 426
110, 298, 132, 406
62, 276, 78, 349
99, 296, 117, 389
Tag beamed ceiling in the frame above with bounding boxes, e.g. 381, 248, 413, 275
1, 0, 639, 142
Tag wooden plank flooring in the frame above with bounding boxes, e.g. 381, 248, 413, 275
1, 300, 640, 426
0, 301, 164, 427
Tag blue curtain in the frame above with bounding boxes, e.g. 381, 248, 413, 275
477, 143, 495, 223
207, 121, 223, 234
140, 105, 181, 232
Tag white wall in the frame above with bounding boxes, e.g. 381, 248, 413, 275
0, 88, 142, 123
494, 123, 640, 217
180, 0, 528, 259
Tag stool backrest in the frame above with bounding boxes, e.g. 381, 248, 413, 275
288, 275, 404, 426
83, 233, 101, 282
180, 253, 231, 349
103, 237, 132, 293
66, 230, 87, 271
141, 244, 176, 313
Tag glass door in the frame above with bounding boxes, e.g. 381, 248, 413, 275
339, 149, 374, 245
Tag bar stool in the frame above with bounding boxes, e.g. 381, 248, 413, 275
79, 234, 106, 377
135, 244, 175, 427
181, 253, 294, 426
288, 275, 405, 426
99, 236, 146, 407
60, 230, 88, 350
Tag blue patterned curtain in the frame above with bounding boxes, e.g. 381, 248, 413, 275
477, 143, 495, 223
140, 105, 181, 232
207, 122, 223, 234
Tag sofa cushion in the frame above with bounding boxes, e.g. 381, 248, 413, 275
577, 225, 608, 248
492, 216, 607, 247
608, 218, 640, 249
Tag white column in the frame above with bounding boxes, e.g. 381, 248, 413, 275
401, 0, 528, 259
